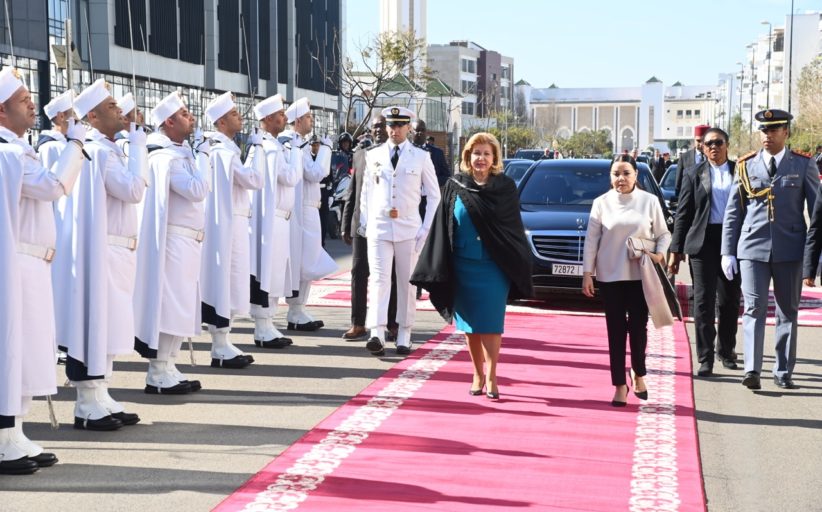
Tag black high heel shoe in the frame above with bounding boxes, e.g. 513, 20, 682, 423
630, 370, 648, 400
469, 375, 486, 396
486, 390, 500, 400
611, 384, 628, 407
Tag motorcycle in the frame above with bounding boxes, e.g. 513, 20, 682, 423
328, 172, 350, 239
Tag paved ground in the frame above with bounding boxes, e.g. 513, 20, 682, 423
3, 238, 821, 511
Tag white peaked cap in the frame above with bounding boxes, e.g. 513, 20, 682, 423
285, 97, 310, 123
152, 90, 186, 128
44, 89, 75, 119
117, 92, 136, 115
74, 78, 112, 119
253, 94, 284, 120
0, 67, 25, 103
205, 91, 235, 125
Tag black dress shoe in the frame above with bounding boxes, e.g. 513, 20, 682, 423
720, 357, 739, 370
0, 457, 39, 475
697, 362, 713, 377
742, 371, 761, 390
255, 338, 289, 349
773, 375, 798, 389
365, 337, 385, 356
287, 321, 323, 332
29, 452, 58, 467
145, 382, 192, 395
242, 354, 255, 364
182, 380, 202, 392
210, 356, 251, 369
395, 345, 411, 356
111, 411, 141, 425
74, 415, 123, 431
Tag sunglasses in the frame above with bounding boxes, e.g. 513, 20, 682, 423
703, 139, 726, 148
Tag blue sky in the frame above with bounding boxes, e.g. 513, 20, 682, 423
345, 0, 819, 88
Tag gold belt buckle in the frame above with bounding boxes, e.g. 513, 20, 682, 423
389, 208, 398, 219
44, 248, 56, 262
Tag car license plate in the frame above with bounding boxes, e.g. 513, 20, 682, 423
552, 264, 582, 276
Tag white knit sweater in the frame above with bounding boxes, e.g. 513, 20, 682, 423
582, 188, 671, 282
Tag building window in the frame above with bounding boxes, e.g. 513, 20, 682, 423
460, 80, 476, 95
179, 0, 205, 64
676, 127, 684, 136
694, 109, 700, 118
149, 0, 178, 59
462, 101, 475, 115
460, 58, 476, 74
217, 0, 240, 73
501, 66, 510, 79
676, 110, 683, 118
685, 109, 692, 118
114, 0, 147, 51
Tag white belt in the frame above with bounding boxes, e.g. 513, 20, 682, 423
304, 200, 322, 209
233, 208, 252, 218
167, 224, 205, 242
275, 209, 292, 220
18, 242, 55, 262
108, 234, 138, 251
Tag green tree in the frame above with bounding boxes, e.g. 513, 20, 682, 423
463, 113, 540, 156
556, 130, 612, 158
793, 57, 822, 152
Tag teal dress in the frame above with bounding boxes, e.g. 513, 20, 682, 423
452, 195, 511, 333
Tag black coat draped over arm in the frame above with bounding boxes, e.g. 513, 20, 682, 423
410, 173, 534, 323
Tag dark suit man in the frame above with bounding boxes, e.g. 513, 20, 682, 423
721, 109, 819, 390
674, 124, 710, 196
341, 114, 397, 340
411, 119, 450, 187
669, 127, 741, 376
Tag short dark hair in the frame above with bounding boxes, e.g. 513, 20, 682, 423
703, 127, 729, 143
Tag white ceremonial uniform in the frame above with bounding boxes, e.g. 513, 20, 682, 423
53, 127, 148, 378
200, 131, 264, 323
134, 132, 211, 356
360, 140, 441, 346
250, 131, 301, 300
281, 129, 337, 323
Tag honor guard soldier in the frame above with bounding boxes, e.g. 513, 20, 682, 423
134, 91, 211, 394
249, 94, 300, 348
281, 97, 338, 331
200, 92, 264, 368
359, 106, 441, 356
0, 67, 85, 474
53, 78, 149, 431
721, 109, 820, 390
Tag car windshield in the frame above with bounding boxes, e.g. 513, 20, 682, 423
519, 166, 611, 205
661, 166, 677, 189
505, 162, 532, 182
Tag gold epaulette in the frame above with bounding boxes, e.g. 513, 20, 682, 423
738, 150, 757, 161
791, 148, 812, 159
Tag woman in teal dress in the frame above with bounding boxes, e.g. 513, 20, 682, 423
411, 133, 533, 400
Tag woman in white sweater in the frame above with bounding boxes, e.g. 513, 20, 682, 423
582, 155, 671, 406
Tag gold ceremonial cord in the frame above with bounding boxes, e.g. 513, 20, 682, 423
736, 158, 775, 222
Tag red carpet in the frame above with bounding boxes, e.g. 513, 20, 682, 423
215, 314, 705, 511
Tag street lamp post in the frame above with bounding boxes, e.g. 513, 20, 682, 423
747, 43, 755, 133
736, 61, 744, 118
761, 20, 772, 107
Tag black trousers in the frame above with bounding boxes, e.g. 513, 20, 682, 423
599, 280, 648, 386
691, 224, 741, 363
0, 415, 14, 428
351, 235, 397, 327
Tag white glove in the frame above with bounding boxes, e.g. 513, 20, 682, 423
66, 118, 87, 142
721, 255, 738, 281
128, 122, 147, 147
356, 225, 366, 238
414, 227, 429, 253
248, 128, 263, 146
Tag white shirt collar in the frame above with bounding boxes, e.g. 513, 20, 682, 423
762, 146, 787, 168
388, 140, 408, 154
709, 160, 730, 172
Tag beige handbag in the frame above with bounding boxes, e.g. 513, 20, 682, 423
626, 237, 674, 328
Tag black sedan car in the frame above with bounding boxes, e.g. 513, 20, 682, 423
518, 159, 673, 298
658, 163, 678, 214
503, 159, 534, 186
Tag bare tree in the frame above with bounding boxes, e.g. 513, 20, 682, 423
314, 29, 432, 137
533, 101, 560, 146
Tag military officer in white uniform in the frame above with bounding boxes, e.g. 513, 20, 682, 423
281, 97, 338, 331
721, 109, 819, 390
360, 106, 441, 356
134, 91, 211, 394
54, 79, 149, 431
200, 92, 264, 368
249, 94, 301, 347
0, 68, 85, 474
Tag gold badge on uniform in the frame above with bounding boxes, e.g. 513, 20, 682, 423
391, 107, 399, 116
764, 110, 773, 119
389, 208, 398, 219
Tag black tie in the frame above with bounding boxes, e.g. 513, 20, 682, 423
768, 156, 777, 178
391, 146, 400, 169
